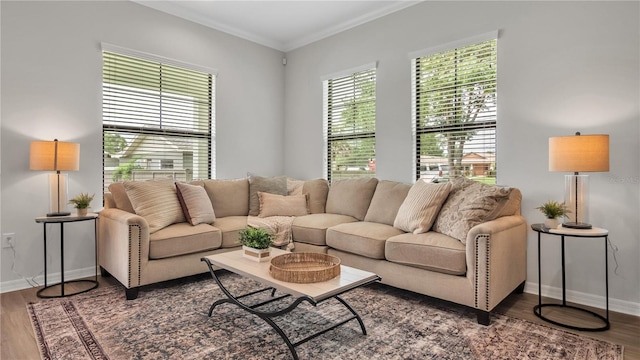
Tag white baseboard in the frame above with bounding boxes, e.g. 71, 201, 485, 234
524, 281, 640, 317
0, 266, 97, 294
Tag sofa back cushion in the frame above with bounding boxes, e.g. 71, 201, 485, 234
302, 179, 330, 214
433, 177, 515, 244
364, 180, 411, 225
201, 179, 249, 218
326, 178, 378, 221
124, 179, 186, 233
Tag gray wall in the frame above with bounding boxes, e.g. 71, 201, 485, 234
283, 1, 640, 313
0, 1, 285, 290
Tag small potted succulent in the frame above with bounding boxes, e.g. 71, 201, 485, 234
69, 192, 95, 216
536, 200, 570, 229
239, 227, 274, 262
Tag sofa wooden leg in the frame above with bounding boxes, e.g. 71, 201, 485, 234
125, 288, 139, 300
514, 281, 526, 294
476, 310, 490, 325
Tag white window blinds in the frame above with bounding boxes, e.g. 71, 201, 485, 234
412, 38, 497, 184
102, 50, 214, 192
323, 66, 376, 182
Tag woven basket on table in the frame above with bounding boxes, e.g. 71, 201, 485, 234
269, 252, 341, 283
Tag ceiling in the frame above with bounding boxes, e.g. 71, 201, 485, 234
132, 1, 423, 52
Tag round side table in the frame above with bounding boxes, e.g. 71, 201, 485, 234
35, 213, 99, 298
531, 223, 610, 331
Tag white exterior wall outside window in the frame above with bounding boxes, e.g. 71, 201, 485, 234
411, 33, 498, 184
322, 63, 377, 182
102, 44, 216, 192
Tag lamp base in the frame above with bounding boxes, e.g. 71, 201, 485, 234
46, 211, 71, 217
562, 221, 592, 229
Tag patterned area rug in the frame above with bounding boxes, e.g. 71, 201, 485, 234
28, 271, 623, 360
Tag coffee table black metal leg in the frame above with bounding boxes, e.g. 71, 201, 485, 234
201, 258, 369, 360
335, 295, 367, 335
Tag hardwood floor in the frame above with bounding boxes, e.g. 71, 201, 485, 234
2, 276, 638, 359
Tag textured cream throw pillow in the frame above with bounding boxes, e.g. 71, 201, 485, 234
393, 181, 452, 234
124, 180, 186, 233
175, 182, 216, 225
433, 177, 513, 244
258, 192, 309, 217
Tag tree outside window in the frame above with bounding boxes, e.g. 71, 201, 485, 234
414, 39, 497, 184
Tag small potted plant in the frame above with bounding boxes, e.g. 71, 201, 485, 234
536, 200, 570, 229
69, 192, 95, 216
239, 227, 274, 262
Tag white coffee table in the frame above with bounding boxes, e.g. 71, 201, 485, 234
201, 248, 380, 360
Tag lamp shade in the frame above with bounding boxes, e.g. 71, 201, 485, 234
549, 134, 609, 172
30, 140, 80, 171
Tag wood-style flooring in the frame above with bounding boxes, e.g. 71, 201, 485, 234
1, 276, 638, 359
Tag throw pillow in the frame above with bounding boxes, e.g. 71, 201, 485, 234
257, 192, 309, 217
393, 181, 452, 234
433, 177, 513, 244
175, 182, 215, 225
124, 179, 186, 233
248, 175, 288, 216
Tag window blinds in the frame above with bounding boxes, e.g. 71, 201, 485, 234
102, 51, 214, 192
412, 39, 497, 183
323, 67, 376, 182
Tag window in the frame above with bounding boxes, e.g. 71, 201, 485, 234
323, 64, 376, 182
102, 46, 215, 192
412, 34, 497, 184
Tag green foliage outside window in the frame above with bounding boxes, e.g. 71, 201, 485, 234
416, 39, 497, 183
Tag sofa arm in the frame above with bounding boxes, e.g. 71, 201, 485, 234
98, 208, 150, 290
465, 215, 527, 314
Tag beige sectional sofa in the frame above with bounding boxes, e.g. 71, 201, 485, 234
98, 175, 527, 325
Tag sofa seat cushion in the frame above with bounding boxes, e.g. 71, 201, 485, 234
213, 216, 248, 248
385, 232, 466, 275
149, 223, 221, 260
327, 222, 404, 260
292, 214, 358, 246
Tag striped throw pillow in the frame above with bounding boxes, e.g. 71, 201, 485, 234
176, 182, 216, 225
124, 180, 186, 233
393, 181, 452, 234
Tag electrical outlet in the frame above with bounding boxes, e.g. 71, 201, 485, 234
2, 233, 15, 248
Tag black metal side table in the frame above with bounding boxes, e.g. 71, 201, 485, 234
35, 213, 99, 298
531, 223, 609, 331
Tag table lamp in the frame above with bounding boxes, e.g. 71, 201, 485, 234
30, 139, 80, 217
549, 132, 609, 229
